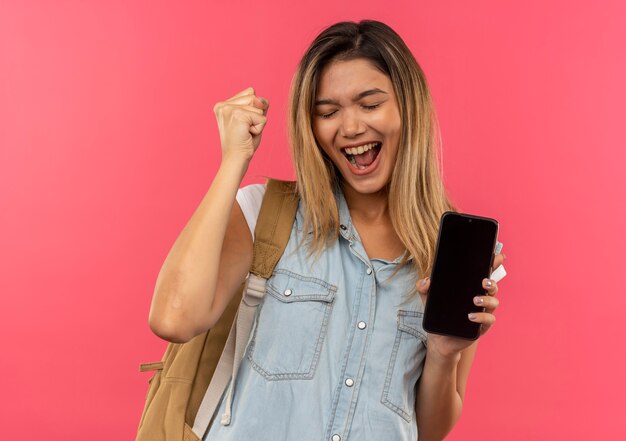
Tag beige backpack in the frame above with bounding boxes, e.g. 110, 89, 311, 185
136, 179, 299, 441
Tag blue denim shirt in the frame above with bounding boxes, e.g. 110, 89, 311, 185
204, 186, 427, 441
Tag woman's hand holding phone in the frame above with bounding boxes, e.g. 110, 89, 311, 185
213, 86, 270, 163
416, 252, 505, 359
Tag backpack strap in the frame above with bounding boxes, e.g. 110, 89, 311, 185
191, 179, 298, 437
250, 179, 299, 278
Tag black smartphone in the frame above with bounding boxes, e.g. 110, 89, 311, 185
423, 212, 499, 340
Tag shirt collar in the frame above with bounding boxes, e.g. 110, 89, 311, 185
333, 182, 413, 263
334, 183, 358, 242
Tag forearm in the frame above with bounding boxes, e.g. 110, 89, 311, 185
149, 155, 249, 341
415, 348, 463, 441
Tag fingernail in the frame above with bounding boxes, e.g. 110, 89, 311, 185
419, 279, 426, 287
468, 313, 477, 320
474, 296, 484, 305
484, 279, 493, 287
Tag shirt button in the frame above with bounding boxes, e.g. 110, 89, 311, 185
366, 267, 373, 275
284, 289, 292, 296
345, 378, 354, 387
357, 321, 367, 330
332, 435, 341, 441
340, 224, 347, 230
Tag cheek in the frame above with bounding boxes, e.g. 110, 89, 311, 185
383, 111, 402, 139
311, 121, 320, 140
312, 120, 330, 142
317, 143, 330, 157
313, 133, 333, 157
373, 108, 401, 130
380, 112, 402, 160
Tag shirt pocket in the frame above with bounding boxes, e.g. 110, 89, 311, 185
381, 310, 428, 422
246, 268, 337, 380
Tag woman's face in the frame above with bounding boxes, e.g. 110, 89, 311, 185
312, 57, 402, 195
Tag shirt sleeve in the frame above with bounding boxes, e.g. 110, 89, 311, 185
235, 183, 267, 240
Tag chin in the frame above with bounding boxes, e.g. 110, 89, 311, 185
341, 174, 390, 195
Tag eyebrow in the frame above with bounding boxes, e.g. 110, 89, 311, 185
314, 88, 388, 106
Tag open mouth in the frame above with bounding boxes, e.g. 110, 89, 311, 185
341, 142, 382, 170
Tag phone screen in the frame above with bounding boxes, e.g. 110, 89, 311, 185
423, 212, 499, 340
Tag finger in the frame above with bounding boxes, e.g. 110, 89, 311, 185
473, 295, 499, 311
482, 278, 498, 296
249, 120, 267, 135
230, 86, 256, 99
227, 94, 269, 112
467, 311, 496, 326
221, 104, 265, 115
247, 112, 267, 134
214, 100, 263, 116
492, 253, 505, 270
252, 96, 269, 115
258, 97, 269, 115
225, 107, 267, 131
249, 112, 269, 135
416, 277, 430, 296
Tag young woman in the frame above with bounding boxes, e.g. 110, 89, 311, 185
148, 20, 505, 441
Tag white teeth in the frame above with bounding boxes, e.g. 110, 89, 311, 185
344, 142, 379, 156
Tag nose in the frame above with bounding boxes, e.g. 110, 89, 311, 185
339, 108, 366, 138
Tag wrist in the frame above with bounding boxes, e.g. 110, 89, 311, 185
219, 154, 251, 180
221, 141, 256, 163
426, 339, 462, 366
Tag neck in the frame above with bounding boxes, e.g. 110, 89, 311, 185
340, 181, 390, 224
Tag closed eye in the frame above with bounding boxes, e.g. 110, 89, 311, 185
320, 111, 337, 119
317, 103, 382, 119
362, 103, 381, 111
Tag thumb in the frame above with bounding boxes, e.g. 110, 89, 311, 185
416, 277, 430, 295
416, 277, 430, 306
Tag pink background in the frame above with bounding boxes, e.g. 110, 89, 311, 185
2, 1, 625, 439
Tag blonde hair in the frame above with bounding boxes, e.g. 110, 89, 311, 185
287, 20, 456, 278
